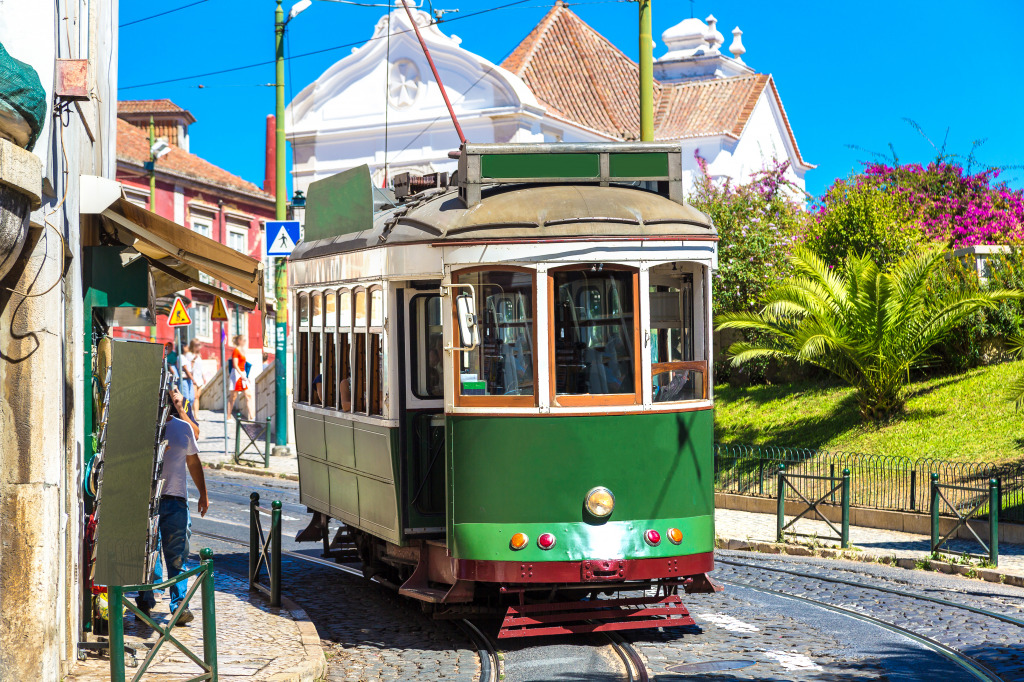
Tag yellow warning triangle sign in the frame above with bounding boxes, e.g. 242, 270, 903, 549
210, 296, 228, 322
167, 298, 192, 327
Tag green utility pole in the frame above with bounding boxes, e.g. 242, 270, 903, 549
274, 0, 289, 447
149, 116, 158, 342
639, 0, 654, 141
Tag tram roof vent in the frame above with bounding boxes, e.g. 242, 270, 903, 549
457, 142, 684, 208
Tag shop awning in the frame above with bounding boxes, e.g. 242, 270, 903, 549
81, 176, 265, 310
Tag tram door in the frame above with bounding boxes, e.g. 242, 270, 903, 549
402, 287, 446, 534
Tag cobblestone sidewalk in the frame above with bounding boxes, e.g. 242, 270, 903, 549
70, 570, 324, 681
194, 409, 298, 480
716, 507, 1024, 576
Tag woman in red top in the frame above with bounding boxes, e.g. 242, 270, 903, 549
226, 334, 254, 420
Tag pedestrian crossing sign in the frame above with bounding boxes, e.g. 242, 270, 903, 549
167, 298, 192, 327
266, 220, 300, 256
210, 296, 228, 322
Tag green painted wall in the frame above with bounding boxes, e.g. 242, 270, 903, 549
446, 410, 715, 561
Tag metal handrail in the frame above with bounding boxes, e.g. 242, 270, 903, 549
107, 548, 217, 682
931, 474, 999, 566
249, 493, 282, 607
776, 464, 851, 548
235, 416, 272, 468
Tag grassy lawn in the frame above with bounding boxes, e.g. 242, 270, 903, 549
714, 360, 1024, 463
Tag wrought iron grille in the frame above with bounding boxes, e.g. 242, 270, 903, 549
714, 443, 1023, 523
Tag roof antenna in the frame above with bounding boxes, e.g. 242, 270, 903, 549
400, 1, 466, 144
689, 0, 695, 18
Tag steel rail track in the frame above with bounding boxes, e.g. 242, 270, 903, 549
193, 529, 498, 682
718, 576, 1004, 682
717, 557, 1024, 628
604, 632, 649, 682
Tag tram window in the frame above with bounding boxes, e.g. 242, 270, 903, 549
370, 288, 384, 327
649, 266, 704, 402
369, 333, 383, 415
338, 289, 352, 327
298, 331, 309, 403
312, 293, 323, 328
552, 268, 636, 398
339, 334, 351, 411
354, 290, 367, 327
410, 294, 443, 399
325, 292, 336, 328
311, 332, 323, 405
324, 332, 336, 408
453, 269, 535, 399
353, 333, 366, 412
298, 294, 309, 327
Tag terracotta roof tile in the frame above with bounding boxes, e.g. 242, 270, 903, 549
116, 119, 271, 200
118, 99, 197, 124
502, 3, 809, 165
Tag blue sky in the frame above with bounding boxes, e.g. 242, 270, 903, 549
118, 0, 1024, 198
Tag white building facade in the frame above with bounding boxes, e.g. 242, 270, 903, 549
287, 1, 812, 197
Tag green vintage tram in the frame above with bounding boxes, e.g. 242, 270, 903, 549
289, 142, 719, 637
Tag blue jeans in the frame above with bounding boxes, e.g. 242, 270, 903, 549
137, 497, 191, 613
180, 378, 195, 403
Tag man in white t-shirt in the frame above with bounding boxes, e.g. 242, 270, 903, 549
136, 387, 210, 625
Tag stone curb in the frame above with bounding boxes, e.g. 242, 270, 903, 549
266, 595, 327, 682
716, 536, 1024, 588
203, 460, 299, 481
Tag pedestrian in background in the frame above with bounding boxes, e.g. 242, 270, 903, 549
226, 335, 253, 420
136, 387, 209, 625
191, 340, 207, 409
164, 342, 180, 389
178, 341, 196, 404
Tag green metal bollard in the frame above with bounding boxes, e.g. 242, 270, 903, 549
200, 548, 218, 681
841, 468, 851, 549
271, 500, 283, 607
108, 586, 126, 682
776, 463, 786, 543
990, 479, 999, 567
930, 473, 940, 554
249, 492, 260, 590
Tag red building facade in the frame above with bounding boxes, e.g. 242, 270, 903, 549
116, 99, 276, 374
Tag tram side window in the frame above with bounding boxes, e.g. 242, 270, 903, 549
454, 270, 534, 399
311, 332, 323, 405
649, 265, 703, 402
552, 268, 636, 397
411, 294, 443, 399
339, 334, 351, 411
324, 332, 336, 408
297, 293, 309, 402
353, 333, 366, 412
369, 333, 383, 415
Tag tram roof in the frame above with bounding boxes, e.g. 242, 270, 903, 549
290, 183, 715, 261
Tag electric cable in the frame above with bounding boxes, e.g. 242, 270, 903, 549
120, 0, 211, 28
121, 0, 536, 90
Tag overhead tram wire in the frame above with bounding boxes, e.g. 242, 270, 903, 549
121, 0, 592, 91
119, 0, 211, 28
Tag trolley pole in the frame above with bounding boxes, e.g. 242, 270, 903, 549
638, 0, 654, 141
274, 0, 289, 448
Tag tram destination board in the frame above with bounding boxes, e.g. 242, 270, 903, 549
92, 340, 164, 587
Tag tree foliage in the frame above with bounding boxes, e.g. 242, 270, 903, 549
716, 247, 1021, 422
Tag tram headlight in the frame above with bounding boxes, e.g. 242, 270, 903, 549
585, 487, 615, 518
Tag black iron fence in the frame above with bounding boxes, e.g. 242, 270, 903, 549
715, 443, 1024, 524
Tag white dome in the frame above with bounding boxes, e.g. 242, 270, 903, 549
660, 17, 711, 58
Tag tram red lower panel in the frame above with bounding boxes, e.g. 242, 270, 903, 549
456, 551, 715, 583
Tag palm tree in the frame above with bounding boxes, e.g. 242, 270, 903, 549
1006, 336, 1024, 410
717, 247, 1021, 422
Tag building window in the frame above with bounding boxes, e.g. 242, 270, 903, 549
192, 218, 214, 284
194, 303, 212, 341
264, 315, 276, 350
227, 227, 247, 254
452, 268, 535, 406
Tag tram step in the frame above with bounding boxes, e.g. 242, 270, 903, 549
497, 594, 694, 639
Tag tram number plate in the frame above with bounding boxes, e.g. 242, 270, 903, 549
582, 560, 625, 582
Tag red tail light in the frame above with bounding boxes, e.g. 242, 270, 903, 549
644, 529, 661, 546
537, 533, 556, 550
